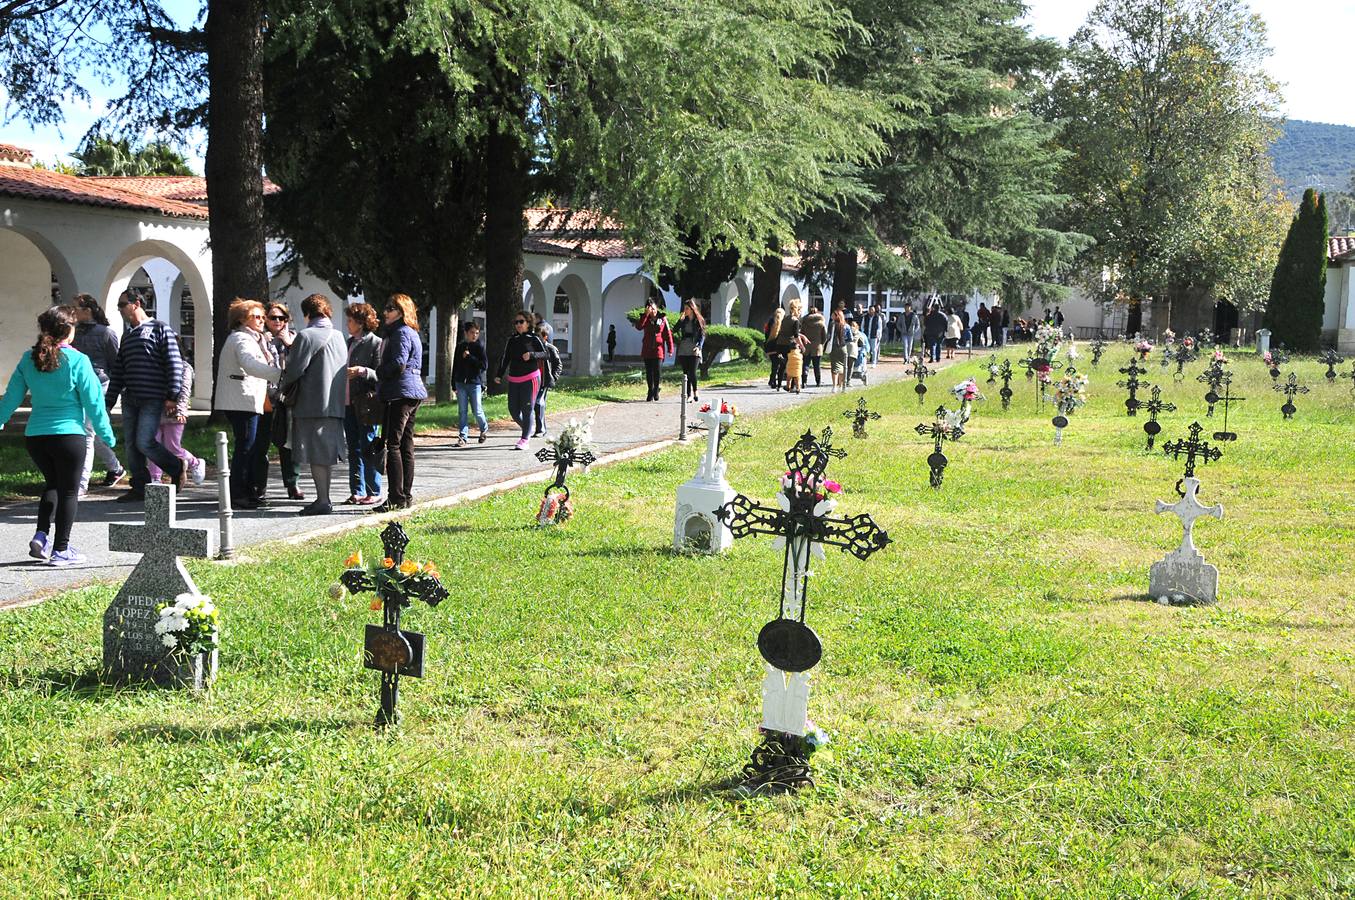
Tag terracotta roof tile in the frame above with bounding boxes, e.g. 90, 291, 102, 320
83, 175, 280, 203
1329, 236, 1355, 263
0, 143, 34, 165
0, 165, 209, 220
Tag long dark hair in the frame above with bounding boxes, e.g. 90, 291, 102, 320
73, 292, 108, 327
680, 298, 705, 330
33, 306, 77, 373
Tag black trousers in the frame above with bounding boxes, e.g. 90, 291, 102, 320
383, 399, 421, 504
678, 355, 699, 398
643, 358, 662, 400
768, 353, 786, 388
805, 354, 822, 386
27, 434, 85, 551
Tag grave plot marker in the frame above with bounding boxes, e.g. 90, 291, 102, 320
1152, 423, 1225, 605
843, 397, 881, 439
104, 484, 217, 686
1198, 358, 1228, 417
714, 430, 890, 793
339, 522, 449, 726
1118, 359, 1150, 416
997, 359, 1015, 410
1090, 338, 1107, 367
909, 354, 932, 404
1273, 372, 1309, 420
674, 399, 739, 553
1319, 349, 1343, 382
534, 423, 597, 527
1211, 375, 1244, 442
915, 405, 964, 488
1142, 385, 1176, 451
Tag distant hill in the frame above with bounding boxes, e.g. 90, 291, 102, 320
1270, 119, 1355, 200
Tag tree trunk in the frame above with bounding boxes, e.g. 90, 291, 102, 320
434, 295, 456, 404
830, 249, 858, 313
483, 123, 528, 395
748, 251, 782, 329
204, 0, 268, 409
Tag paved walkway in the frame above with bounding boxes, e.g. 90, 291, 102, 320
0, 356, 942, 607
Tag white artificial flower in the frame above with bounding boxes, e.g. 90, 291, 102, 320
158, 606, 175, 619
154, 619, 170, 635
196, 600, 215, 616
161, 634, 179, 649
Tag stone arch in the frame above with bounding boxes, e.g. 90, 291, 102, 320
101, 239, 213, 403
553, 272, 596, 375
600, 272, 661, 359
0, 226, 80, 379
780, 282, 802, 310
521, 271, 546, 314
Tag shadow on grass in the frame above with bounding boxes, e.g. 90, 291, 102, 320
110, 715, 363, 746
2, 665, 123, 702
573, 543, 686, 560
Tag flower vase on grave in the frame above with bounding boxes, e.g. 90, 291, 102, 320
166, 643, 220, 692
151, 593, 221, 691
674, 399, 738, 553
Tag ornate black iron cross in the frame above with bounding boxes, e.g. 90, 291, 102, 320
1141, 384, 1176, 451
715, 430, 891, 676
1211, 374, 1244, 442
1162, 421, 1223, 494
1117, 359, 1150, 416
1171, 343, 1195, 381
1267, 346, 1289, 380
997, 359, 1015, 410
1197, 360, 1227, 417
909, 354, 932, 404
915, 405, 964, 489
535, 443, 597, 505
1090, 338, 1107, 367
843, 397, 882, 438
1273, 371, 1309, 420
1320, 349, 1344, 382
340, 522, 450, 726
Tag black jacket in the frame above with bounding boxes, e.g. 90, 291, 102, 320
923, 310, 948, 341
497, 332, 548, 379
452, 339, 488, 385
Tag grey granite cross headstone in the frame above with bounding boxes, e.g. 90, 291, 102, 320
103, 484, 216, 684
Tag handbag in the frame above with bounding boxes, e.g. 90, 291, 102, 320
354, 390, 384, 427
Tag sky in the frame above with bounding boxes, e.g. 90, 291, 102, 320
2, 0, 1354, 168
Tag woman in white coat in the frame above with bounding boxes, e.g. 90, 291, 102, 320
214, 299, 282, 510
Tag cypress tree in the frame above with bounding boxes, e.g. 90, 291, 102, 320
1264, 189, 1328, 351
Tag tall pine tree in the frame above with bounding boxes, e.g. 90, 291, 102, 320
1264, 189, 1328, 352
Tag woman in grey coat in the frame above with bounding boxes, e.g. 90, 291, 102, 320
278, 294, 349, 516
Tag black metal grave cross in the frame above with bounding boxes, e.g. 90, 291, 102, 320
1118, 359, 1149, 416
715, 430, 890, 673
1273, 372, 1309, 420
535, 443, 597, 505
1211, 375, 1244, 442
1171, 343, 1195, 381
340, 522, 450, 727
1197, 361, 1227, 417
985, 355, 998, 384
1267, 346, 1289, 380
1090, 338, 1107, 367
1320, 349, 1344, 382
914, 405, 964, 489
1141, 385, 1176, 450
843, 397, 882, 438
909, 354, 932, 404
997, 359, 1014, 410
1162, 421, 1223, 494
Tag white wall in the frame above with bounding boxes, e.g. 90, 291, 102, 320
0, 229, 56, 380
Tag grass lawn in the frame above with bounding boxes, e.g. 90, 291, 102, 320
0, 347, 1351, 895
0, 358, 767, 499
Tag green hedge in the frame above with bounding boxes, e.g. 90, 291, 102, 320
700, 325, 765, 375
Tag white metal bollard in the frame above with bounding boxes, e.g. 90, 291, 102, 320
678, 375, 689, 442
216, 431, 235, 560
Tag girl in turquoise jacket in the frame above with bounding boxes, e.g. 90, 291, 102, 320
0, 306, 117, 566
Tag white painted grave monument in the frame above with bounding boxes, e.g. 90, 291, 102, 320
673, 399, 737, 553
1151, 476, 1223, 605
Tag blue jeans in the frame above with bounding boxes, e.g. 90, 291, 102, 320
927, 339, 942, 363
455, 381, 488, 439
224, 410, 262, 501
122, 396, 182, 491
343, 406, 382, 497
869, 337, 881, 365
533, 386, 550, 435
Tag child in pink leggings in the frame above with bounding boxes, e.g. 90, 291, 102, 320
147, 358, 205, 486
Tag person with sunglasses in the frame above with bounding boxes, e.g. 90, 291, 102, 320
494, 311, 549, 450
255, 303, 303, 502
372, 294, 427, 511
214, 299, 282, 510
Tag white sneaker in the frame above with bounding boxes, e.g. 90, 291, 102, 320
48, 546, 87, 567
189, 459, 206, 485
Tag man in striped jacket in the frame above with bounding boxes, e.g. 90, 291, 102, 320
105, 292, 186, 502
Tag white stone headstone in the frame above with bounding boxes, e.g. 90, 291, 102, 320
1256, 329, 1271, 356
1150, 476, 1223, 605
673, 399, 736, 553
104, 484, 217, 684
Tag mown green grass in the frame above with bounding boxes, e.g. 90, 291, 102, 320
0, 358, 766, 499
0, 346, 1351, 896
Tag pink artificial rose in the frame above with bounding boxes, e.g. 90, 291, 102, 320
824, 479, 843, 494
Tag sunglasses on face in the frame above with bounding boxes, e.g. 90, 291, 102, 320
514, 319, 528, 325
267, 315, 287, 321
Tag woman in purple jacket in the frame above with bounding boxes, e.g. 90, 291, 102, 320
367, 294, 427, 512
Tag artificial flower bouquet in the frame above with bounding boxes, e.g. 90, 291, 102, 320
698, 400, 738, 417
1134, 339, 1154, 358
334, 550, 442, 610
950, 378, 984, 404
1053, 372, 1089, 415
154, 593, 219, 656
781, 469, 843, 504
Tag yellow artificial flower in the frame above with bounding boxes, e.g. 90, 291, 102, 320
398, 560, 419, 576
344, 551, 362, 568
422, 561, 437, 574
382, 557, 395, 569
369, 598, 382, 611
